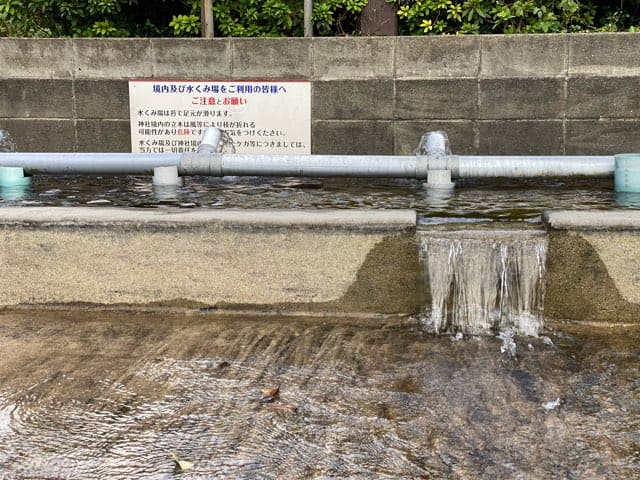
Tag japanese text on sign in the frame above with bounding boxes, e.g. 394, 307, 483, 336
128, 81, 311, 154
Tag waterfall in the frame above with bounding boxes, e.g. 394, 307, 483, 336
419, 229, 547, 336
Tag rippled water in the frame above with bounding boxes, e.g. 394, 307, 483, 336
0, 175, 635, 222
0, 311, 638, 479
0, 173, 638, 478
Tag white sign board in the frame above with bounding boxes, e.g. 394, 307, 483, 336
128, 80, 311, 154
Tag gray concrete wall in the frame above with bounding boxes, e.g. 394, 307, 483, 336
1, 206, 639, 326
1, 34, 640, 155
543, 210, 640, 324
0, 207, 421, 315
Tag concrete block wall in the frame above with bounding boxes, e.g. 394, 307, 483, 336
1, 34, 640, 155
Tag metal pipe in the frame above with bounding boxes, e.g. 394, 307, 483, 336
456, 156, 614, 178
0, 152, 180, 175
304, 0, 313, 37
0, 152, 615, 179
197, 127, 222, 154
178, 152, 615, 179
179, 153, 422, 177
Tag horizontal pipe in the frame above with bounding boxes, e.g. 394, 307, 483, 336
0, 152, 616, 178
0, 153, 180, 175
179, 153, 421, 178
179, 153, 615, 179
457, 156, 614, 178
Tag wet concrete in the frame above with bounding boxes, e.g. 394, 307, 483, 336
0, 310, 638, 479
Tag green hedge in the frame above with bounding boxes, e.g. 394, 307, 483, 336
1, 0, 639, 37
393, 1, 640, 35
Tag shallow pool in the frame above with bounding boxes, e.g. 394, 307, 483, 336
0, 176, 634, 223
0, 311, 637, 478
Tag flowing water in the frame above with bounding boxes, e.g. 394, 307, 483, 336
0, 150, 638, 477
419, 230, 547, 336
0, 176, 635, 223
0, 311, 638, 479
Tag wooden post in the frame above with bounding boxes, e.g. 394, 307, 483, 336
360, 0, 397, 36
201, 0, 214, 37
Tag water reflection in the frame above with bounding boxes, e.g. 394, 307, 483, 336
420, 185, 454, 209
0, 184, 30, 201
0, 176, 625, 223
152, 185, 180, 202
615, 191, 640, 208
0, 311, 637, 478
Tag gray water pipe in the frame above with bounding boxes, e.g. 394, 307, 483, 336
456, 155, 614, 178
177, 127, 615, 181
0, 152, 180, 175
0, 126, 616, 179
0, 152, 614, 178
178, 152, 615, 179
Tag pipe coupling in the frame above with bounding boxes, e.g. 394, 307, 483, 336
178, 152, 223, 177
415, 154, 458, 179
415, 155, 430, 179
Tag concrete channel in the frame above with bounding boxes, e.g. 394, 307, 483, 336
0, 207, 638, 326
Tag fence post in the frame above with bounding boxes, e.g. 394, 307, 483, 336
201, 0, 214, 37
304, 0, 313, 37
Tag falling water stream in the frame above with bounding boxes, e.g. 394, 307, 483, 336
420, 229, 547, 336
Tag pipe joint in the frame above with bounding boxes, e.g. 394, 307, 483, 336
178, 152, 223, 177
414, 130, 459, 183
197, 127, 222, 154
415, 154, 458, 179
415, 155, 430, 179
153, 166, 183, 186
427, 153, 450, 171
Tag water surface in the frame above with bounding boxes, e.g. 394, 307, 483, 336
0, 176, 633, 223
0, 311, 637, 478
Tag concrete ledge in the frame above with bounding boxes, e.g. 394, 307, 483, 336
0, 207, 416, 230
543, 209, 640, 324
543, 210, 640, 231
0, 208, 420, 315
569, 33, 640, 77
